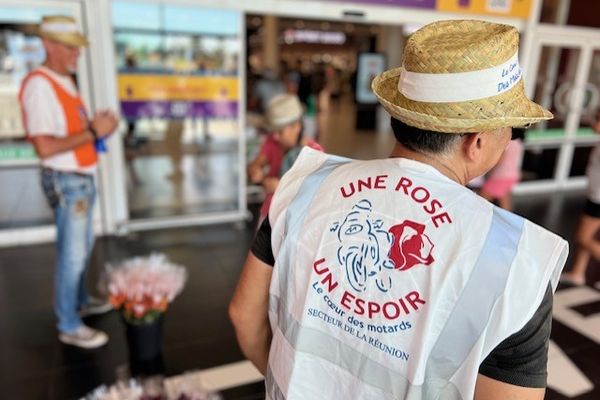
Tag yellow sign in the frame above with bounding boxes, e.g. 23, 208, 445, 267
118, 74, 239, 102
437, 0, 532, 19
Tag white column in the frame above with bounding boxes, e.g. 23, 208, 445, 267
376, 25, 404, 134
521, 0, 545, 97
83, 0, 129, 234
377, 25, 404, 69
538, 0, 572, 124
263, 15, 280, 72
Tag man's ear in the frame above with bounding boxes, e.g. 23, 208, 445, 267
462, 132, 483, 163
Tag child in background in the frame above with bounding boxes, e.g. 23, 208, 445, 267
479, 128, 525, 211
247, 94, 322, 225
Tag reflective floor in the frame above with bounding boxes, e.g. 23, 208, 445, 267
124, 119, 241, 220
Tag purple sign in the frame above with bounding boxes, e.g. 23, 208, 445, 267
328, 0, 436, 8
120, 101, 238, 119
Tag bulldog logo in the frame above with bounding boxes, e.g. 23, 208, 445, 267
388, 220, 435, 271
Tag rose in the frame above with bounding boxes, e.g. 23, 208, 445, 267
388, 220, 434, 271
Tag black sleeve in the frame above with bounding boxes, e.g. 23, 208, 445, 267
478, 283, 553, 388
250, 217, 275, 266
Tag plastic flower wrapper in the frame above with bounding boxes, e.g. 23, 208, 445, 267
165, 371, 223, 400
106, 253, 187, 325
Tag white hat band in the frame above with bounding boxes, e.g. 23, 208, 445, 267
398, 51, 521, 103
270, 114, 301, 128
40, 22, 80, 34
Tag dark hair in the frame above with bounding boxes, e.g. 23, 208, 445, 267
390, 118, 465, 154
511, 128, 526, 141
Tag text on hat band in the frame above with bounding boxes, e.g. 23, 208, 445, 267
397, 51, 522, 103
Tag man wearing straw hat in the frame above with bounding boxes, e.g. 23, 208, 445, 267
230, 20, 568, 399
19, 15, 118, 349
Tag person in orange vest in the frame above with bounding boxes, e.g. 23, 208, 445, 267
19, 15, 118, 349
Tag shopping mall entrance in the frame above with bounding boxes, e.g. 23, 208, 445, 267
245, 14, 404, 162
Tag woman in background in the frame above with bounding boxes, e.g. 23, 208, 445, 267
562, 109, 600, 285
479, 128, 526, 211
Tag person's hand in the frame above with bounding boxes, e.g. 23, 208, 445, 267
263, 177, 279, 194
92, 110, 119, 138
249, 168, 265, 184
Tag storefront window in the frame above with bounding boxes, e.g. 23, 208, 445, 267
527, 46, 581, 141
112, 1, 242, 220
522, 46, 581, 182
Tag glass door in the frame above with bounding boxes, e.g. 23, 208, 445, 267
568, 48, 600, 182
522, 45, 581, 184
518, 24, 600, 193
111, 1, 246, 230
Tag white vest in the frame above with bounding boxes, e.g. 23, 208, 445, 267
267, 148, 568, 400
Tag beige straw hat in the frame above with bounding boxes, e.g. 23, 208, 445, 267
37, 15, 88, 47
372, 19, 552, 133
263, 94, 304, 131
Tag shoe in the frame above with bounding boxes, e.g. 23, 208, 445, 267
79, 299, 113, 317
59, 325, 109, 349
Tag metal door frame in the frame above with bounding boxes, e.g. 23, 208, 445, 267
516, 23, 600, 194
89, 0, 249, 235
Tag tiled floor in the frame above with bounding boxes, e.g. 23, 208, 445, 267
0, 192, 599, 399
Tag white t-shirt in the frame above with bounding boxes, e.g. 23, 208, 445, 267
21, 66, 95, 174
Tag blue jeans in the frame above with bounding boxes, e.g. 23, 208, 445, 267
41, 168, 96, 333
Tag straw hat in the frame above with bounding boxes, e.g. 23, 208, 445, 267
372, 20, 552, 133
37, 15, 88, 47
263, 94, 304, 131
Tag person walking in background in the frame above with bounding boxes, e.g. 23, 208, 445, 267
19, 15, 118, 349
250, 67, 285, 113
479, 128, 526, 211
247, 94, 322, 225
302, 70, 326, 141
562, 109, 600, 285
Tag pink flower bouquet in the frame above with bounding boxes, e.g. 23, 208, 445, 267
107, 253, 187, 324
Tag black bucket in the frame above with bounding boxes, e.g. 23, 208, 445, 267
124, 314, 164, 361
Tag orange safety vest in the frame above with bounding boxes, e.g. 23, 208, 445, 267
19, 69, 97, 167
